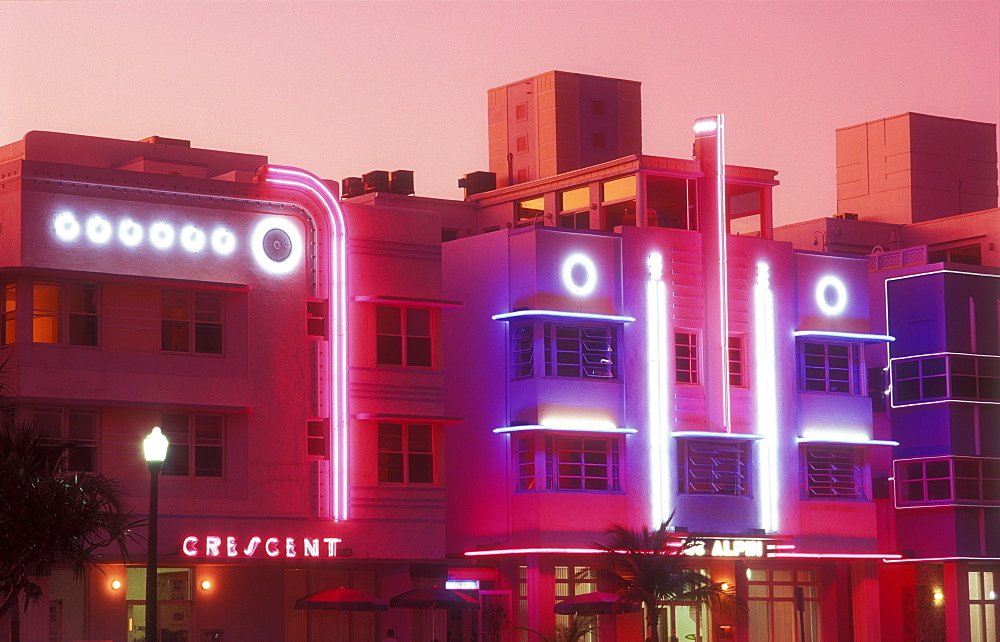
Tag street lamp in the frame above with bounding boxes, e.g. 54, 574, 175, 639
143, 427, 169, 642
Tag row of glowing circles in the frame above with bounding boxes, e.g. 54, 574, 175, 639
54, 211, 237, 255
111, 579, 212, 591
53, 211, 304, 275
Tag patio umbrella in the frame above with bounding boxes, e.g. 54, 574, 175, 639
295, 587, 388, 642
389, 587, 480, 610
390, 587, 479, 640
553, 591, 640, 615
294, 586, 388, 611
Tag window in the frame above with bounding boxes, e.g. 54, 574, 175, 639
558, 187, 590, 230
516, 136, 528, 153
675, 332, 699, 384
516, 196, 545, 222
601, 175, 636, 231
896, 457, 1000, 505
678, 439, 749, 495
2, 282, 14, 345
161, 290, 223, 354
729, 336, 745, 386
548, 436, 621, 492
32, 281, 98, 346
893, 354, 1000, 405
512, 323, 534, 378
592, 100, 605, 116
928, 243, 982, 266
803, 446, 864, 499
592, 133, 606, 149
515, 435, 622, 493
376, 306, 432, 368
378, 422, 434, 484
798, 341, 862, 394
747, 568, 820, 642
544, 323, 619, 379
968, 570, 997, 642
515, 102, 527, 121
32, 407, 98, 472
516, 436, 536, 491
160, 413, 224, 477
307, 419, 327, 458
555, 565, 597, 642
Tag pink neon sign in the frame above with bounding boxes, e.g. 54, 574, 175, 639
181, 535, 342, 559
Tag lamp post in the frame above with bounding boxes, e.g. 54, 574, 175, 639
143, 427, 169, 642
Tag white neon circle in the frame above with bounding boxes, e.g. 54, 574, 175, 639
118, 219, 143, 246
85, 215, 113, 244
251, 216, 303, 275
211, 227, 236, 256
180, 225, 206, 253
815, 275, 848, 316
149, 222, 175, 250
561, 253, 597, 296
53, 212, 81, 241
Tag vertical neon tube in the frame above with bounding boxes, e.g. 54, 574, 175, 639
716, 114, 732, 432
754, 262, 779, 533
646, 252, 671, 525
264, 167, 350, 521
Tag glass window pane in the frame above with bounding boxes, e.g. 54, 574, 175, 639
559, 187, 589, 211
602, 176, 635, 202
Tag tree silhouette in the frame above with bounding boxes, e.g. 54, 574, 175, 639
590, 522, 745, 642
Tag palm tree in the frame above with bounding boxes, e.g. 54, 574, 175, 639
0, 421, 143, 642
590, 522, 745, 642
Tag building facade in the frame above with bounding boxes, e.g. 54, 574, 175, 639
776, 112, 1000, 642
2, 76, 993, 642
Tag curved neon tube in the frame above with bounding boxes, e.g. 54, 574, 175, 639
492, 309, 635, 322
263, 166, 349, 521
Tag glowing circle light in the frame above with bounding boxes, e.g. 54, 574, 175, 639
149, 222, 175, 250
85, 215, 113, 244
211, 227, 236, 255
561, 253, 597, 296
118, 219, 143, 246
251, 216, 303, 275
815, 275, 848, 316
180, 224, 206, 253
53, 212, 81, 241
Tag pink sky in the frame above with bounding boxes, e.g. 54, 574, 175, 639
3, 0, 997, 226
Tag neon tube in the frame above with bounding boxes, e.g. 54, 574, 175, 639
264, 166, 349, 521
465, 547, 605, 557
646, 252, 671, 525
793, 331, 895, 342
769, 552, 903, 560
796, 438, 899, 446
882, 556, 1000, 564
673, 431, 764, 440
716, 115, 731, 432
754, 262, 779, 533
492, 310, 635, 322
493, 425, 636, 434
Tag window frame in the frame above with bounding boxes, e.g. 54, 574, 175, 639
161, 290, 224, 356
377, 422, 436, 486
675, 331, 699, 385
677, 438, 750, 496
801, 445, 866, 500
797, 340, 863, 395
159, 412, 225, 478
31, 280, 100, 347
375, 305, 434, 369
728, 335, 745, 387
2, 281, 15, 345
891, 353, 1000, 405
514, 434, 623, 494
542, 322, 620, 380
895, 456, 1000, 506
31, 406, 99, 473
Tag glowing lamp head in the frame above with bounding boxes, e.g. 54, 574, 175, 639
200, 579, 212, 591
143, 427, 169, 463
933, 591, 944, 601
110, 579, 122, 590
694, 118, 719, 134
720, 582, 730, 591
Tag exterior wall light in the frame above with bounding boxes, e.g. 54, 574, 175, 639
111, 579, 122, 590
201, 579, 212, 591
933, 591, 944, 601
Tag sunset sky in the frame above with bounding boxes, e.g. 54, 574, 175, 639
3, 0, 997, 226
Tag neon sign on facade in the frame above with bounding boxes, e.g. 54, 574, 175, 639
181, 535, 342, 559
